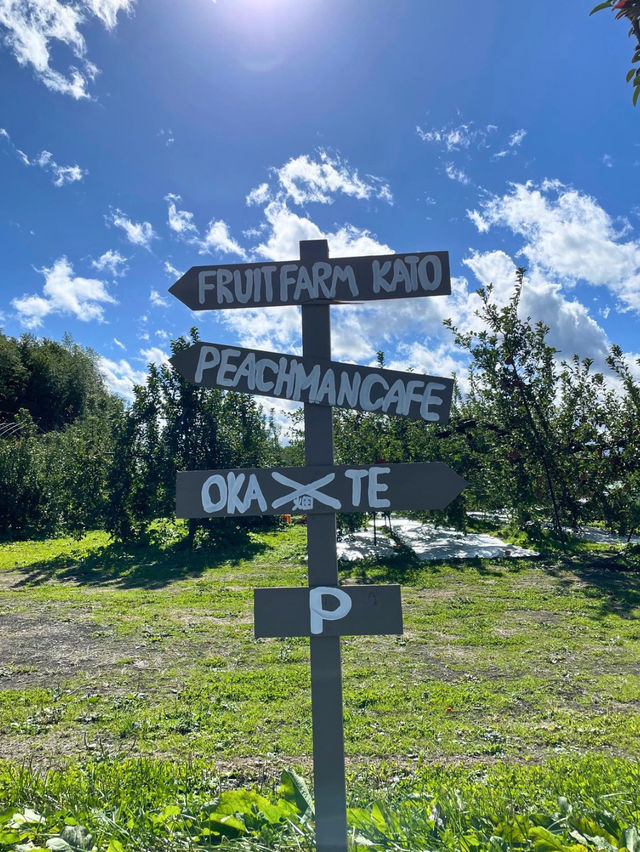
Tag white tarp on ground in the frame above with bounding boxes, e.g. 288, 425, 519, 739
468, 511, 640, 546
337, 518, 538, 562
568, 526, 640, 545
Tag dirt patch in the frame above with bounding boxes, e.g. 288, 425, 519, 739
0, 608, 168, 690
0, 570, 31, 591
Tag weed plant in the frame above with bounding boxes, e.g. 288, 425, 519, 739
1, 756, 640, 850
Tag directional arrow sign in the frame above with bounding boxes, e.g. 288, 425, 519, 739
169, 251, 450, 310
176, 462, 467, 518
170, 342, 454, 423
254, 585, 403, 639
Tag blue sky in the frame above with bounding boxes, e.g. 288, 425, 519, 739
1, 0, 639, 421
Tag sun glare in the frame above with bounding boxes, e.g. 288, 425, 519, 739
212, 0, 319, 72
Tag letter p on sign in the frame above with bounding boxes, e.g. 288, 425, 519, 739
309, 587, 352, 635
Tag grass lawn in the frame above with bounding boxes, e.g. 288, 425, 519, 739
0, 521, 639, 849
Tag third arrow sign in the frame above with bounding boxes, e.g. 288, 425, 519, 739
176, 462, 467, 518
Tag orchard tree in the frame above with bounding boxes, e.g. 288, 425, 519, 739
105, 328, 280, 544
591, 0, 640, 104
445, 270, 640, 543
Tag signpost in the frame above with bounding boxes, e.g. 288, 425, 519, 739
169, 249, 450, 310
168, 239, 466, 852
175, 462, 467, 518
254, 585, 403, 639
170, 343, 454, 422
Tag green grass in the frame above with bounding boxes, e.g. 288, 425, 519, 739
1, 755, 639, 850
0, 523, 639, 765
0, 522, 639, 848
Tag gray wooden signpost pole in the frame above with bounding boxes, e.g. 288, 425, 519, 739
300, 239, 348, 852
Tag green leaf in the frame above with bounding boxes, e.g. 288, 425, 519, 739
527, 825, 566, 850
590, 1, 614, 14
494, 816, 529, 843
221, 789, 293, 823
627, 68, 637, 81
370, 803, 389, 835
572, 816, 618, 846
278, 768, 314, 817
163, 804, 181, 818
558, 796, 572, 817
634, 85, 640, 106
0, 829, 28, 844
206, 812, 246, 838
106, 841, 125, 852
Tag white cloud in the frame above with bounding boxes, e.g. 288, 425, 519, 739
390, 341, 471, 396
460, 248, 613, 371
162, 151, 390, 271
466, 179, 640, 314
330, 310, 378, 362
492, 130, 527, 161
82, 0, 134, 28
463, 249, 518, 303
37, 150, 86, 185
92, 249, 127, 276
248, 198, 393, 263
150, 288, 169, 307
12, 256, 116, 327
263, 151, 393, 206
603, 153, 613, 168
418, 121, 527, 165
222, 197, 393, 355
416, 121, 497, 151
0, 128, 87, 185
165, 193, 198, 236
113, 337, 126, 350
509, 129, 527, 148
246, 182, 270, 206
99, 355, 145, 400
108, 208, 156, 249
139, 345, 170, 367
522, 272, 610, 364
445, 163, 470, 185
163, 194, 246, 258
0, 0, 134, 98
199, 219, 247, 258
164, 260, 182, 278
222, 306, 302, 354
158, 128, 175, 146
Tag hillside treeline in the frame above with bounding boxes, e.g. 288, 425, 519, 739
0, 329, 280, 541
1, 275, 639, 543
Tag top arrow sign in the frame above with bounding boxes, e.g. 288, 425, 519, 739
169, 250, 450, 311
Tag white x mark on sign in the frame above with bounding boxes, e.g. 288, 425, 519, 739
270, 471, 341, 511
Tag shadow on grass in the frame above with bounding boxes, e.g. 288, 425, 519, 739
547, 548, 640, 620
11, 531, 271, 590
